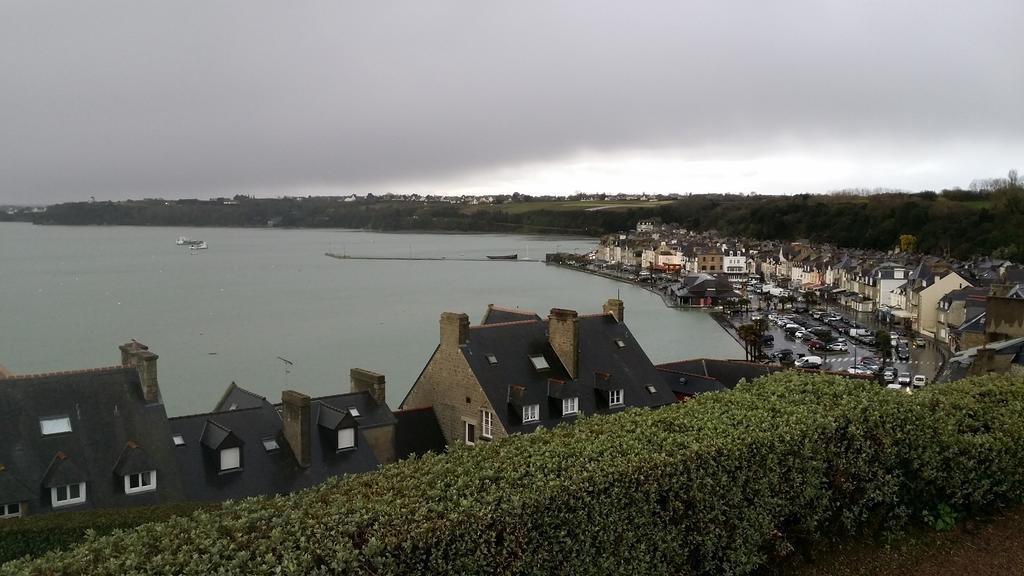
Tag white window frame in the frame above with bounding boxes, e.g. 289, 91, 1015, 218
562, 397, 579, 416
39, 416, 72, 436
522, 404, 540, 423
124, 470, 157, 494
464, 421, 476, 445
338, 427, 356, 450
51, 482, 86, 508
0, 503, 21, 519
480, 409, 493, 439
609, 389, 624, 407
219, 447, 241, 471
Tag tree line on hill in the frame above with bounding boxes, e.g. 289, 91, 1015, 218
3, 175, 1022, 260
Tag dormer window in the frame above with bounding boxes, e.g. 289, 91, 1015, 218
486, 354, 498, 365
529, 355, 549, 371
522, 404, 540, 423
40, 416, 72, 436
614, 339, 626, 348
51, 482, 86, 508
562, 397, 578, 416
348, 407, 360, 417
219, 447, 241, 471
1, 503, 21, 519
338, 428, 356, 450
609, 389, 624, 407
124, 470, 156, 494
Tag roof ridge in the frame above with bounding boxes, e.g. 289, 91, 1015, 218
169, 404, 270, 420
487, 304, 539, 316
4, 365, 131, 380
469, 319, 541, 330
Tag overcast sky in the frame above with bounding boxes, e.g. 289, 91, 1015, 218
1, 1, 1022, 204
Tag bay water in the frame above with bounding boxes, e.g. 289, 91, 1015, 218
0, 223, 742, 415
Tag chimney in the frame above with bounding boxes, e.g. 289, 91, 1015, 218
350, 368, 387, 406
119, 341, 160, 403
281, 390, 311, 468
440, 312, 470, 348
548, 308, 580, 379
603, 298, 625, 323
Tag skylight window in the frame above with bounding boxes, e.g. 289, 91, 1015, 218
348, 407, 360, 417
614, 339, 626, 348
40, 416, 72, 436
646, 385, 658, 394
172, 434, 185, 446
262, 438, 280, 452
486, 354, 498, 365
529, 354, 549, 371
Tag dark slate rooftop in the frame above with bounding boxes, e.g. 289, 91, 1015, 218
0, 367, 185, 513
394, 407, 447, 459
480, 305, 542, 325
214, 382, 269, 412
656, 359, 783, 390
461, 313, 677, 434
169, 396, 380, 502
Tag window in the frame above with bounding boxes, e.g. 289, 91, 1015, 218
39, 416, 72, 436
338, 427, 356, 450
227, 403, 238, 410
172, 434, 185, 446
522, 404, 540, 423
51, 482, 86, 508
348, 407, 360, 417
646, 385, 658, 394
1, 503, 21, 519
485, 354, 498, 365
262, 438, 280, 452
528, 354, 549, 371
480, 410, 493, 439
219, 447, 241, 471
614, 339, 626, 348
124, 470, 157, 494
609, 389, 624, 407
562, 397, 578, 416
465, 421, 476, 445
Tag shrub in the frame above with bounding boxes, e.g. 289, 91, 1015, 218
3, 373, 1023, 575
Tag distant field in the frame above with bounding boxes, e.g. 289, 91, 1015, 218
465, 200, 673, 214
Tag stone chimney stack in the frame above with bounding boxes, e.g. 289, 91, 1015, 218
440, 312, 470, 348
603, 298, 625, 323
350, 368, 387, 406
119, 341, 160, 404
548, 308, 580, 379
281, 390, 311, 468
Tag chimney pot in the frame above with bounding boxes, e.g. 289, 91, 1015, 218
350, 368, 387, 406
281, 390, 311, 468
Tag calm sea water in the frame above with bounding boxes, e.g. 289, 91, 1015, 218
0, 223, 742, 415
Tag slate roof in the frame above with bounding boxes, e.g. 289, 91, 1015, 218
394, 407, 447, 459
214, 382, 269, 412
169, 395, 380, 502
461, 313, 676, 434
481, 305, 542, 325
656, 359, 783, 390
0, 367, 185, 513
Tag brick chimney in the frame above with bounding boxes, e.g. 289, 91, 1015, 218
281, 390, 311, 468
350, 368, 386, 406
548, 308, 580, 379
603, 298, 625, 323
440, 312, 470, 348
119, 341, 160, 404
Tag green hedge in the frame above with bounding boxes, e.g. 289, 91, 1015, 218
0, 502, 217, 565
4, 373, 1024, 575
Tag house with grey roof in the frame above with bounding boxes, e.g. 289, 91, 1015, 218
400, 299, 676, 446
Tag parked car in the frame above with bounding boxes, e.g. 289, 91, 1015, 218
762, 334, 775, 347
794, 356, 823, 369
886, 382, 904, 391
827, 341, 848, 352
913, 336, 927, 348
912, 374, 927, 387
897, 374, 911, 386
896, 347, 910, 361
883, 368, 897, 383
859, 357, 880, 366
808, 339, 828, 351
846, 365, 873, 375
784, 324, 803, 335
774, 348, 795, 362
861, 335, 877, 345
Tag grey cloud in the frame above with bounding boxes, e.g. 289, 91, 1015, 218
1, 0, 1022, 202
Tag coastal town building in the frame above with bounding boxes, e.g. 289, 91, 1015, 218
399, 300, 677, 445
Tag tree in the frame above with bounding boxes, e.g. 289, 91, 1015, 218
737, 320, 767, 362
898, 234, 918, 253
803, 290, 819, 309
875, 330, 892, 382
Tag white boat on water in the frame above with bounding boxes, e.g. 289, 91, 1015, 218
177, 236, 208, 249
176, 236, 192, 245
189, 241, 208, 250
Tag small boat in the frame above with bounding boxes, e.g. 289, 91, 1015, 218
486, 254, 518, 260
176, 236, 192, 245
189, 241, 208, 250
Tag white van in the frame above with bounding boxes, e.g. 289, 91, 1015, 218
794, 356, 823, 369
